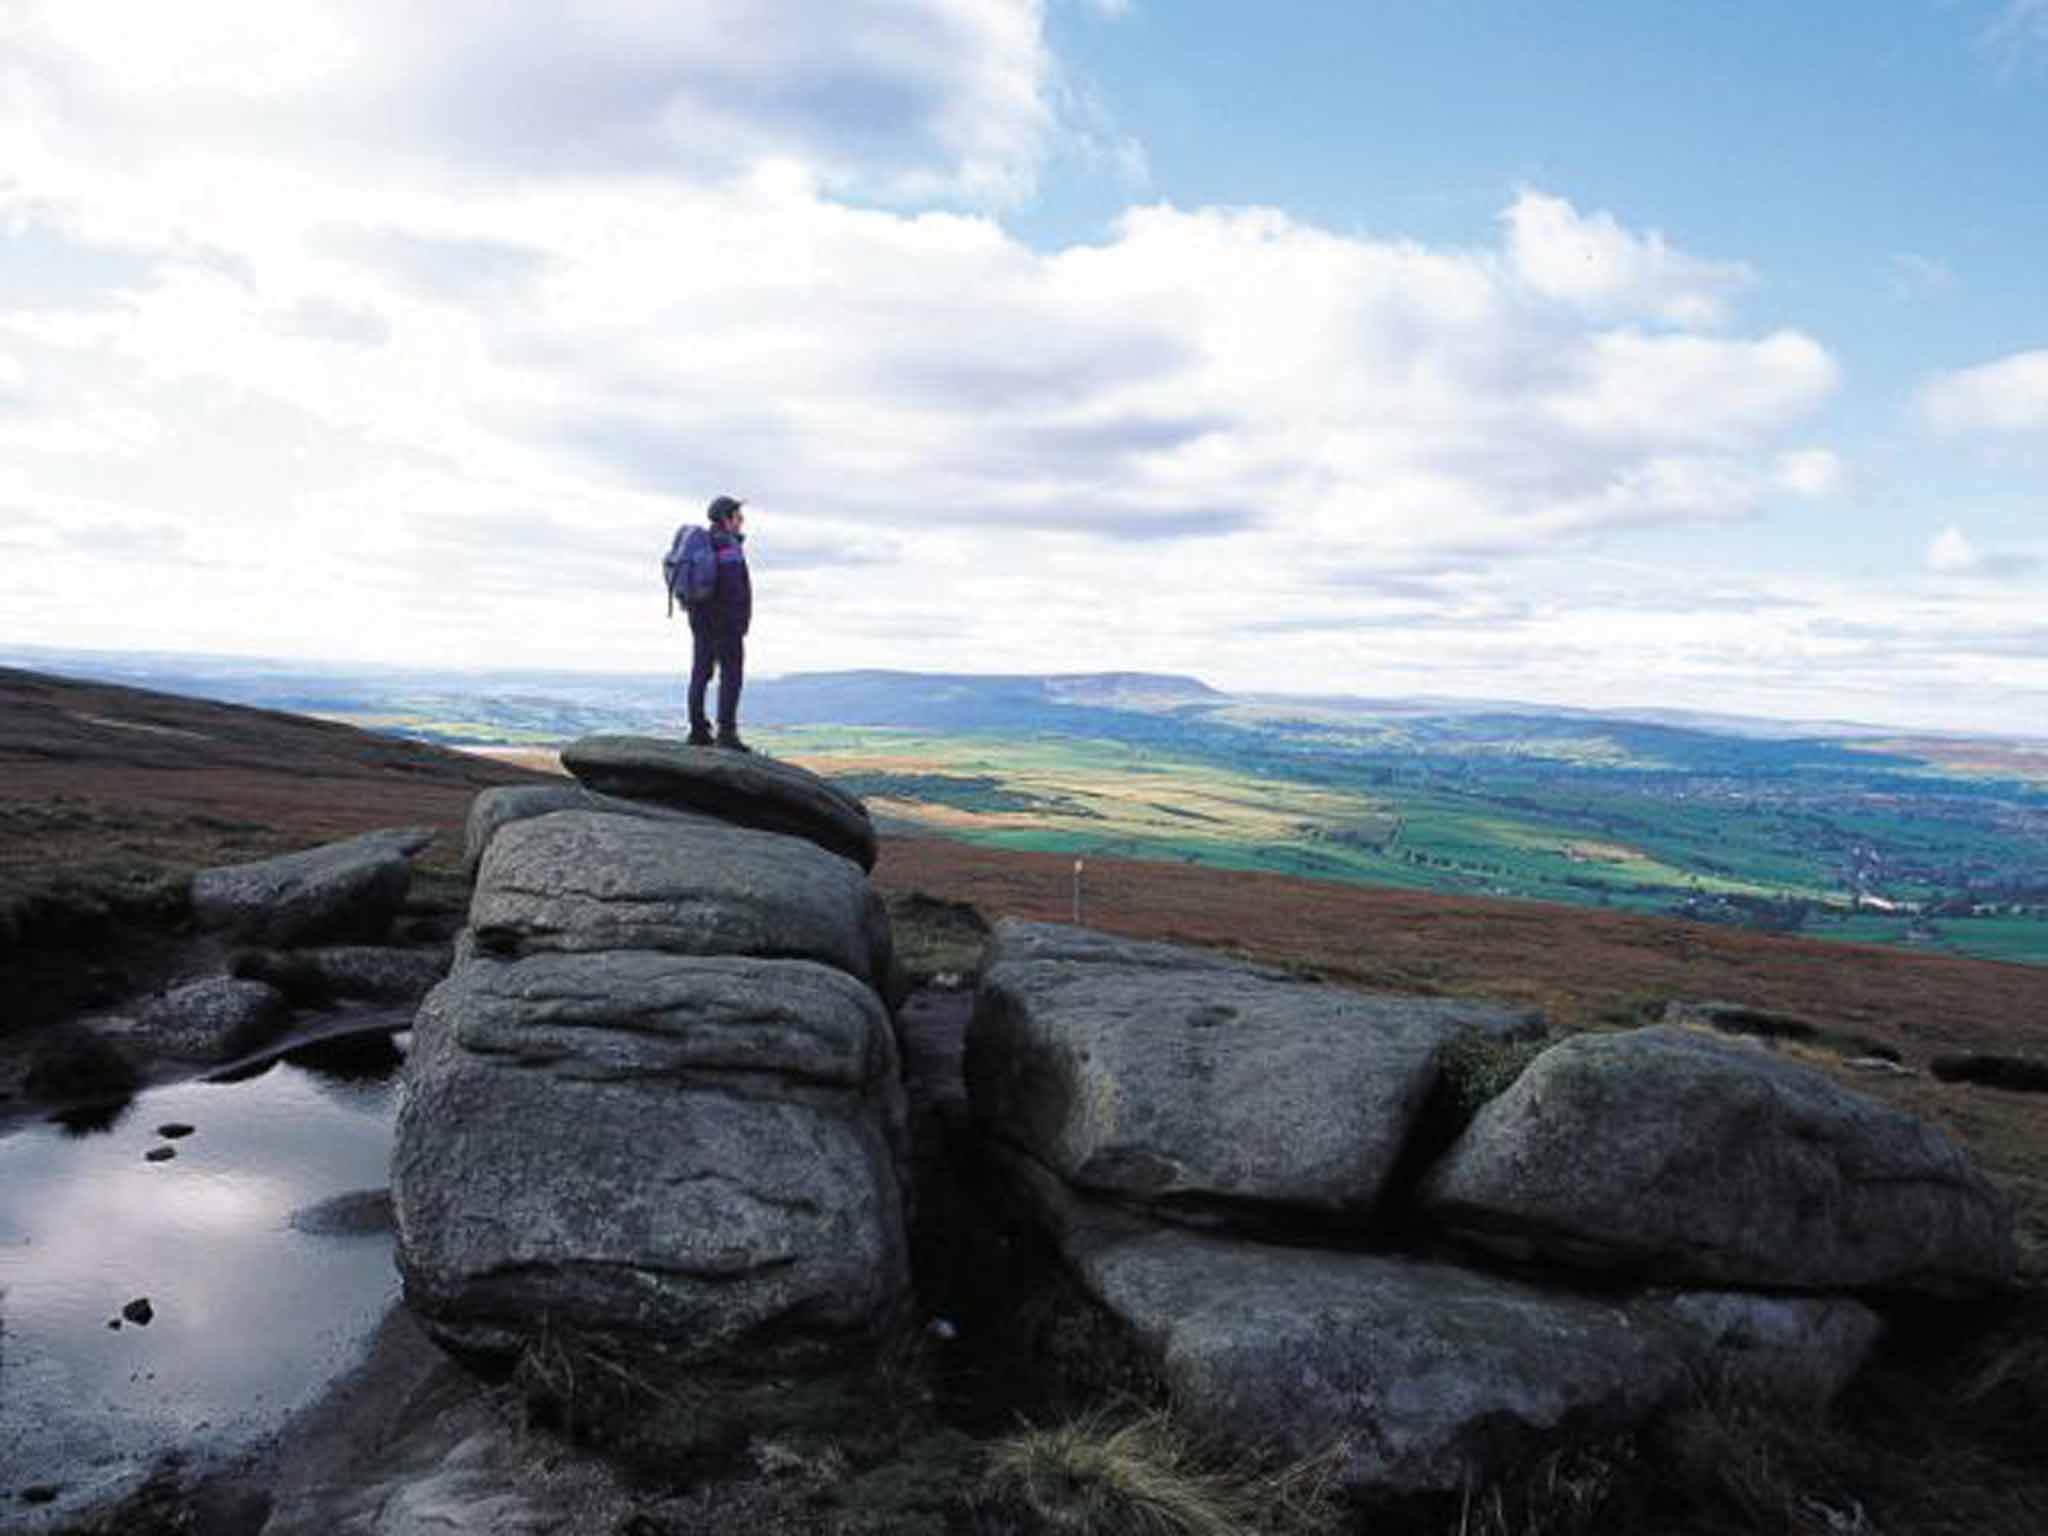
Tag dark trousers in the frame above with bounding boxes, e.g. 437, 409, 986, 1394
688, 615, 744, 734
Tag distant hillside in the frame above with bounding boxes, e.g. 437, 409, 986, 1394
749, 669, 1222, 731
8, 646, 2048, 966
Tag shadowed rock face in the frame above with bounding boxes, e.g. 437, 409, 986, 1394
969, 920, 1543, 1228
560, 734, 877, 871
395, 765, 910, 1371
191, 827, 433, 946
1421, 1025, 2017, 1295
394, 954, 910, 1364
469, 810, 890, 987
997, 1150, 1879, 1501
136, 976, 289, 1062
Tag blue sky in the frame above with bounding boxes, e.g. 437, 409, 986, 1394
1, 1, 2044, 730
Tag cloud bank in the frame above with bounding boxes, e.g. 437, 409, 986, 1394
0, 1, 2038, 730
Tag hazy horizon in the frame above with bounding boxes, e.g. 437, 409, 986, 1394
3, 3, 2044, 733
7, 638, 2038, 744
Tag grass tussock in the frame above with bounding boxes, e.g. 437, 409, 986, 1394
976, 1407, 1344, 1536
1438, 1030, 1551, 1119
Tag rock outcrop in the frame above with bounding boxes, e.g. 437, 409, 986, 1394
136, 976, 289, 1062
462, 780, 710, 878
191, 827, 433, 946
1421, 1024, 2015, 1294
393, 742, 910, 1371
971, 923, 1541, 1227
560, 734, 879, 871
967, 921, 2007, 1500
468, 811, 889, 985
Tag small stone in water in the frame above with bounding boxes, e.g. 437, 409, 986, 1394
144, 1146, 176, 1163
122, 1297, 154, 1326
22, 1484, 60, 1504
156, 1122, 195, 1139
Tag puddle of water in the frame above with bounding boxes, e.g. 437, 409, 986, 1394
0, 1036, 404, 1513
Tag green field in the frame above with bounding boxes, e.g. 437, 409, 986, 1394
758, 724, 2048, 965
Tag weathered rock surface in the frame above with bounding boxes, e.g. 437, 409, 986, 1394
290, 1188, 396, 1238
1003, 1152, 1681, 1498
469, 810, 888, 986
135, 977, 289, 1062
561, 733, 878, 871
999, 1149, 1886, 1498
462, 780, 711, 878
191, 827, 433, 946
393, 950, 910, 1363
1634, 1290, 1883, 1403
1422, 1025, 2016, 1295
295, 945, 453, 1003
440, 950, 902, 1099
970, 927, 1542, 1226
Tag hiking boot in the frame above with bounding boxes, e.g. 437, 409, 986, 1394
714, 731, 751, 753
686, 726, 715, 747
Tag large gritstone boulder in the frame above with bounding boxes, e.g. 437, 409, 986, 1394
395, 774, 911, 1372
561, 734, 878, 871
469, 810, 890, 987
462, 781, 712, 878
1000, 1154, 1876, 1500
394, 952, 909, 1362
191, 827, 433, 946
969, 922, 1542, 1229
1421, 1025, 2016, 1295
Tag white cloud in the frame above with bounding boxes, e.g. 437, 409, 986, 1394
5, 0, 1058, 206
1928, 525, 1980, 573
1918, 349, 2048, 434
1773, 448, 1844, 497
1502, 190, 1754, 327
21, 4, 2008, 725
1923, 524, 2043, 582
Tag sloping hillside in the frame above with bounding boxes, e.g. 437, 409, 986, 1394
4, 663, 2044, 1275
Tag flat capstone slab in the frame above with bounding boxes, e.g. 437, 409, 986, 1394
468, 810, 889, 987
560, 734, 877, 871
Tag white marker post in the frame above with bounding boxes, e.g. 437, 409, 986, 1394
1072, 858, 1085, 926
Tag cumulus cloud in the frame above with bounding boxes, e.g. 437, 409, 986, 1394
281, 297, 391, 348
9, 2, 1959, 721
1502, 190, 1755, 327
1918, 349, 2048, 434
1773, 448, 1844, 497
1928, 525, 1980, 573
5, 0, 1058, 205
1925, 524, 2042, 580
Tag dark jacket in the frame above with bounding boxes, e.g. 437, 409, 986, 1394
708, 527, 751, 637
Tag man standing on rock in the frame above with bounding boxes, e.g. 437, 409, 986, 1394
688, 495, 752, 751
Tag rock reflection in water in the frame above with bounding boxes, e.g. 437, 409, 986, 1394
0, 1034, 405, 1524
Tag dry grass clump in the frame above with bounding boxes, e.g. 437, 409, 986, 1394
1438, 1030, 1551, 1119
977, 1408, 1343, 1536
